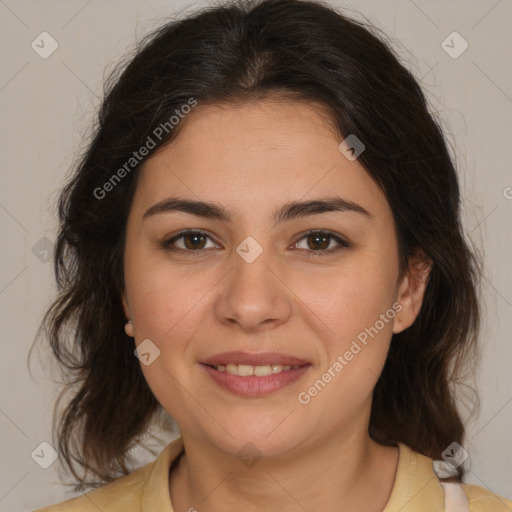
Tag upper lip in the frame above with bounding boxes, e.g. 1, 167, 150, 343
201, 351, 311, 367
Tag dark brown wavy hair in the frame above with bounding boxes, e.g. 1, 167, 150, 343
29, 0, 481, 491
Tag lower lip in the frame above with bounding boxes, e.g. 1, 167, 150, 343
200, 363, 312, 397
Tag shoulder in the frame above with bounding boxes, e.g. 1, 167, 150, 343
30, 436, 184, 512
390, 443, 512, 512
30, 461, 152, 512
462, 483, 512, 512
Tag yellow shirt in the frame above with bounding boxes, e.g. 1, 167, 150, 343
32, 437, 512, 511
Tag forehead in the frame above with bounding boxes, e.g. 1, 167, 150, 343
132, 100, 392, 227
160, 99, 340, 155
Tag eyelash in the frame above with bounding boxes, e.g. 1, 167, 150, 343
161, 229, 351, 257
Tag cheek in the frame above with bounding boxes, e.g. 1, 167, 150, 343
127, 262, 211, 421
295, 272, 397, 418
302, 259, 397, 341
124, 263, 208, 387
126, 247, 209, 332
296, 260, 398, 406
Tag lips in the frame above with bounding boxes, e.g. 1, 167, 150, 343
200, 352, 313, 396
200, 360, 312, 397
201, 351, 310, 367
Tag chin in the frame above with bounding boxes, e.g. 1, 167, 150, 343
199, 416, 309, 460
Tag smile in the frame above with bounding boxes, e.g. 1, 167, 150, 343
206, 363, 302, 376
200, 362, 312, 397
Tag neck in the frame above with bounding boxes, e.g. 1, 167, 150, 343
169, 426, 399, 512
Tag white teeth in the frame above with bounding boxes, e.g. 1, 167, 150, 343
215, 363, 301, 376
255, 365, 273, 376
236, 364, 254, 376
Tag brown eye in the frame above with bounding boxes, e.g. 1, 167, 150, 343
182, 232, 208, 250
294, 230, 350, 256
306, 232, 331, 250
162, 230, 218, 252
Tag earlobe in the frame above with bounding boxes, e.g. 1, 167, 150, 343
392, 252, 432, 334
121, 291, 134, 337
125, 320, 134, 338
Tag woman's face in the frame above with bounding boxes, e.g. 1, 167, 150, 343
122, 100, 424, 458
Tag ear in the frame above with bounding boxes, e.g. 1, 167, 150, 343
121, 291, 134, 338
392, 250, 432, 334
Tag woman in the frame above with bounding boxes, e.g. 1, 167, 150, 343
31, 0, 512, 510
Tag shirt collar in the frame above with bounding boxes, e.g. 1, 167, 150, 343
140, 436, 184, 512
383, 442, 444, 511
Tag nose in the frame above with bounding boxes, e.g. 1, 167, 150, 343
214, 242, 292, 332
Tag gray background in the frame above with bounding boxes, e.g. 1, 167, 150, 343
0, 0, 511, 510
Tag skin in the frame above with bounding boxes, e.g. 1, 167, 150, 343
121, 100, 431, 512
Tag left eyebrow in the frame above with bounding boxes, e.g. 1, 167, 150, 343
142, 196, 373, 225
273, 197, 373, 223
